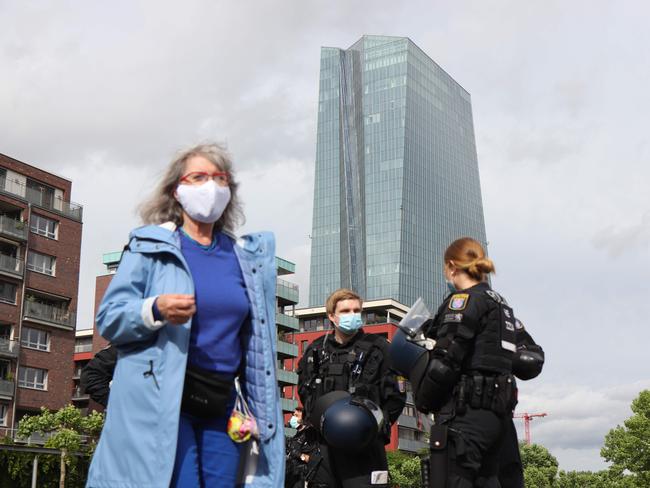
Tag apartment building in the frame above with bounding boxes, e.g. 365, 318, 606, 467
0, 152, 83, 431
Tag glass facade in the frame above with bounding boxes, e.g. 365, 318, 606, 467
309, 36, 487, 308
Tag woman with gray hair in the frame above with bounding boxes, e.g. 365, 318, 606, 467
86, 143, 284, 488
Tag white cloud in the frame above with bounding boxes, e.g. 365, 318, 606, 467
516, 380, 650, 471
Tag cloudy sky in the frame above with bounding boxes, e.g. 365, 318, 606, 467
2, 0, 648, 472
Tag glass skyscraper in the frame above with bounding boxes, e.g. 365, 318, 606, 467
308, 35, 488, 308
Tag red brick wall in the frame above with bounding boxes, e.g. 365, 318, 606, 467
92, 274, 113, 353
25, 209, 82, 308
0, 153, 72, 200
16, 327, 75, 412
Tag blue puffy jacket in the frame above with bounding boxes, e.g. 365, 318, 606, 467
86, 222, 284, 488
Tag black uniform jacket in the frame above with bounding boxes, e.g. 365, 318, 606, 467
296, 329, 406, 436
80, 345, 117, 407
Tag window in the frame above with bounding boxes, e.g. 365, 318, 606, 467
26, 179, 55, 209
0, 281, 16, 304
30, 214, 58, 239
0, 403, 7, 426
20, 327, 50, 351
27, 251, 55, 276
18, 367, 48, 390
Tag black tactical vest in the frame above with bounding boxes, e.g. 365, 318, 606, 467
468, 289, 516, 374
308, 333, 384, 404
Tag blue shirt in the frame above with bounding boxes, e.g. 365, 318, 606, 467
179, 229, 250, 373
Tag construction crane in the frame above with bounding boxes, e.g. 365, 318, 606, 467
514, 412, 547, 445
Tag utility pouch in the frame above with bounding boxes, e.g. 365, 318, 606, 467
491, 375, 512, 415
482, 377, 496, 410
454, 378, 468, 415
181, 364, 234, 418
470, 375, 484, 408
429, 424, 449, 488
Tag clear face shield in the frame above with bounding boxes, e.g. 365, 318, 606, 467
389, 298, 437, 378
399, 298, 437, 351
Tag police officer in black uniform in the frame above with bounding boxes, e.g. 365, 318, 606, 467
80, 344, 117, 407
297, 288, 406, 488
402, 237, 543, 487
285, 412, 320, 488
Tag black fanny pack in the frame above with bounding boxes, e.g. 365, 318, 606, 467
181, 364, 235, 418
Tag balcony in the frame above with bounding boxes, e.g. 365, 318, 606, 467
276, 312, 299, 332
24, 301, 76, 329
72, 387, 89, 401
281, 397, 298, 412
276, 369, 298, 386
0, 338, 19, 358
398, 438, 429, 453
0, 176, 83, 222
0, 379, 14, 399
0, 254, 24, 279
276, 340, 299, 359
0, 216, 28, 241
276, 278, 299, 305
276, 257, 296, 276
74, 343, 93, 353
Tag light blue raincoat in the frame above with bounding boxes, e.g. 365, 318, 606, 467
86, 223, 285, 488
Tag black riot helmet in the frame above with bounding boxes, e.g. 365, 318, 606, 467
389, 328, 430, 377
311, 391, 384, 450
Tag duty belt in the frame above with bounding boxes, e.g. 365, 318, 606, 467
454, 373, 517, 416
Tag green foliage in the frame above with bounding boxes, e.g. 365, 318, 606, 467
387, 450, 421, 488
602, 390, 650, 487
521, 442, 559, 487
0, 405, 103, 487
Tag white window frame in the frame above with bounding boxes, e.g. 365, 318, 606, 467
18, 367, 48, 390
26, 251, 56, 276
30, 214, 58, 240
20, 326, 50, 352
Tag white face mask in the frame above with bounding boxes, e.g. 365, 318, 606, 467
176, 180, 231, 223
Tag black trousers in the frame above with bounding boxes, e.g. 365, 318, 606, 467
308, 439, 389, 488
496, 418, 524, 488
435, 407, 510, 488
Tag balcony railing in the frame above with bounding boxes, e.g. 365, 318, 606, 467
275, 257, 296, 275
276, 312, 299, 332
24, 301, 76, 329
276, 278, 299, 304
72, 387, 89, 400
276, 369, 298, 386
0, 379, 15, 398
0, 254, 24, 278
0, 215, 28, 241
74, 343, 93, 353
281, 397, 298, 412
0, 338, 19, 357
0, 176, 83, 222
276, 340, 299, 358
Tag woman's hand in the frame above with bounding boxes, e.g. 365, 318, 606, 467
156, 294, 196, 325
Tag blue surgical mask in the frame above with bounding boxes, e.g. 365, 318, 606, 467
337, 313, 363, 335
446, 280, 457, 294
289, 415, 300, 429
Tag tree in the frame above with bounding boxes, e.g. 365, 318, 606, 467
387, 450, 421, 488
601, 389, 650, 486
520, 442, 558, 487
16, 405, 104, 488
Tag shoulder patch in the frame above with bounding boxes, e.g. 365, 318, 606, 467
449, 293, 469, 311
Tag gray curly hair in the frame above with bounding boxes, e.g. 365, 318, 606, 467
139, 143, 245, 231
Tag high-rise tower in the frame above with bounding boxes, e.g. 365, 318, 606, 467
309, 35, 487, 307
